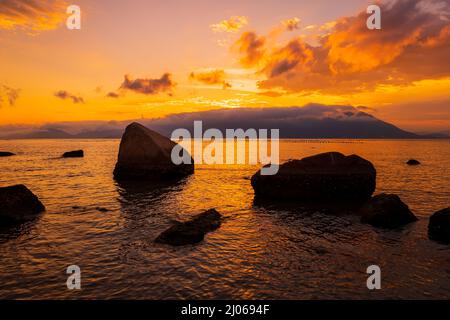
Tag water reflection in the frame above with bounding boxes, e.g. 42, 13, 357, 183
0, 139, 449, 299
0, 216, 42, 244
253, 196, 363, 216
116, 177, 192, 216
115, 178, 194, 262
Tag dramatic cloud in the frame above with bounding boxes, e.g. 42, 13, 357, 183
234, 31, 266, 68
282, 17, 301, 31
54, 90, 84, 104
0, 0, 67, 31
210, 16, 248, 33
120, 73, 175, 95
0, 84, 20, 107
262, 39, 314, 78
233, 0, 450, 94
189, 69, 232, 89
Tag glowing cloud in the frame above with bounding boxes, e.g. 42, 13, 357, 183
0, 0, 67, 31
232, 0, 450, 94
210, 16, 248, 33
189, 69, 232, 89
234, 31, 266, 68
282, 17, 301, 31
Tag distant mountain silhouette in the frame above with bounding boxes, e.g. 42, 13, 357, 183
0, 104, 441, 139
416, 130, 450, 139
8, 128, 74, 139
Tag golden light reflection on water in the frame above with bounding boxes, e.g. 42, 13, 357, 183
0, 139, 449, 299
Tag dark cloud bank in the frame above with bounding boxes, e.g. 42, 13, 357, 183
0, 104, 441, 139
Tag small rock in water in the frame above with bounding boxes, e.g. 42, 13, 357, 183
360, 193, 417, 229
155, 209, 222, 246
62, 150, 84, 158
0, 152, 15, 157
406, 159, 421, 165
0, 184, 45, 223
428, 207, 450, 243
314, 246, 328, 255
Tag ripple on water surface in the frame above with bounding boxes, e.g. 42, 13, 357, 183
0, 139, 449, 299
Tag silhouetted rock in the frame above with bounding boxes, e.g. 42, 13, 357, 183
360, 193, 417, 229
113, 122, 194, 181
251, 152, 376, 203
406, 159, 421, 165
428, 207, 450, 243
0, 185, 45, 223
62, 150, 84, 158
155, 209, 222, 246
0, 152, 15, 157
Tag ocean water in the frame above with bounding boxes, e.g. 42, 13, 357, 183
0, 139, 449, 299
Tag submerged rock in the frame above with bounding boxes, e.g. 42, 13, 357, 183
0, 184, 45, 223
428, 207, 450, 243
113, 122, 194, 181
155, 209, 222, 246
406, 159, 421, 165
0, 152, 15, 157
62, 150, 84, 158
251, 152, 376, 203
360, 193, 417, 229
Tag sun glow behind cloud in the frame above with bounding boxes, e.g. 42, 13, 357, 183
0, 0, 68, 32
0, 0, 449, 132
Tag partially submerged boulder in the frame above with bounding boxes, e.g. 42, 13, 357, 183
113, 122, 194, 181
428, 207, 450, 243
0, 152, 15, 157
155, 209, 222, 246
62, 150, 84, 158
0, 184, 45, 223
251, 152, 376, 203
360, 193, 417, 229
406, 159, 420, 165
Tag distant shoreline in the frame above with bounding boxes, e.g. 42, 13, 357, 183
1, 137, 449, 141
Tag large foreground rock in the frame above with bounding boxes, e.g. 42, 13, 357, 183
62, 150, 84, 158
428, 207, 450, 243
251, 152, 376, 203
360, 194, 417, 229
0, 185, 45, 223
155, 209, 222, 246
0, 152, 15, 157
113, 122, 194, 181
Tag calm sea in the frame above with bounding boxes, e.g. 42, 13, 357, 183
0, 139, 449, 299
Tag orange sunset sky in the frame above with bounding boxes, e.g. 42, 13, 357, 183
0, 0, 449, 132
